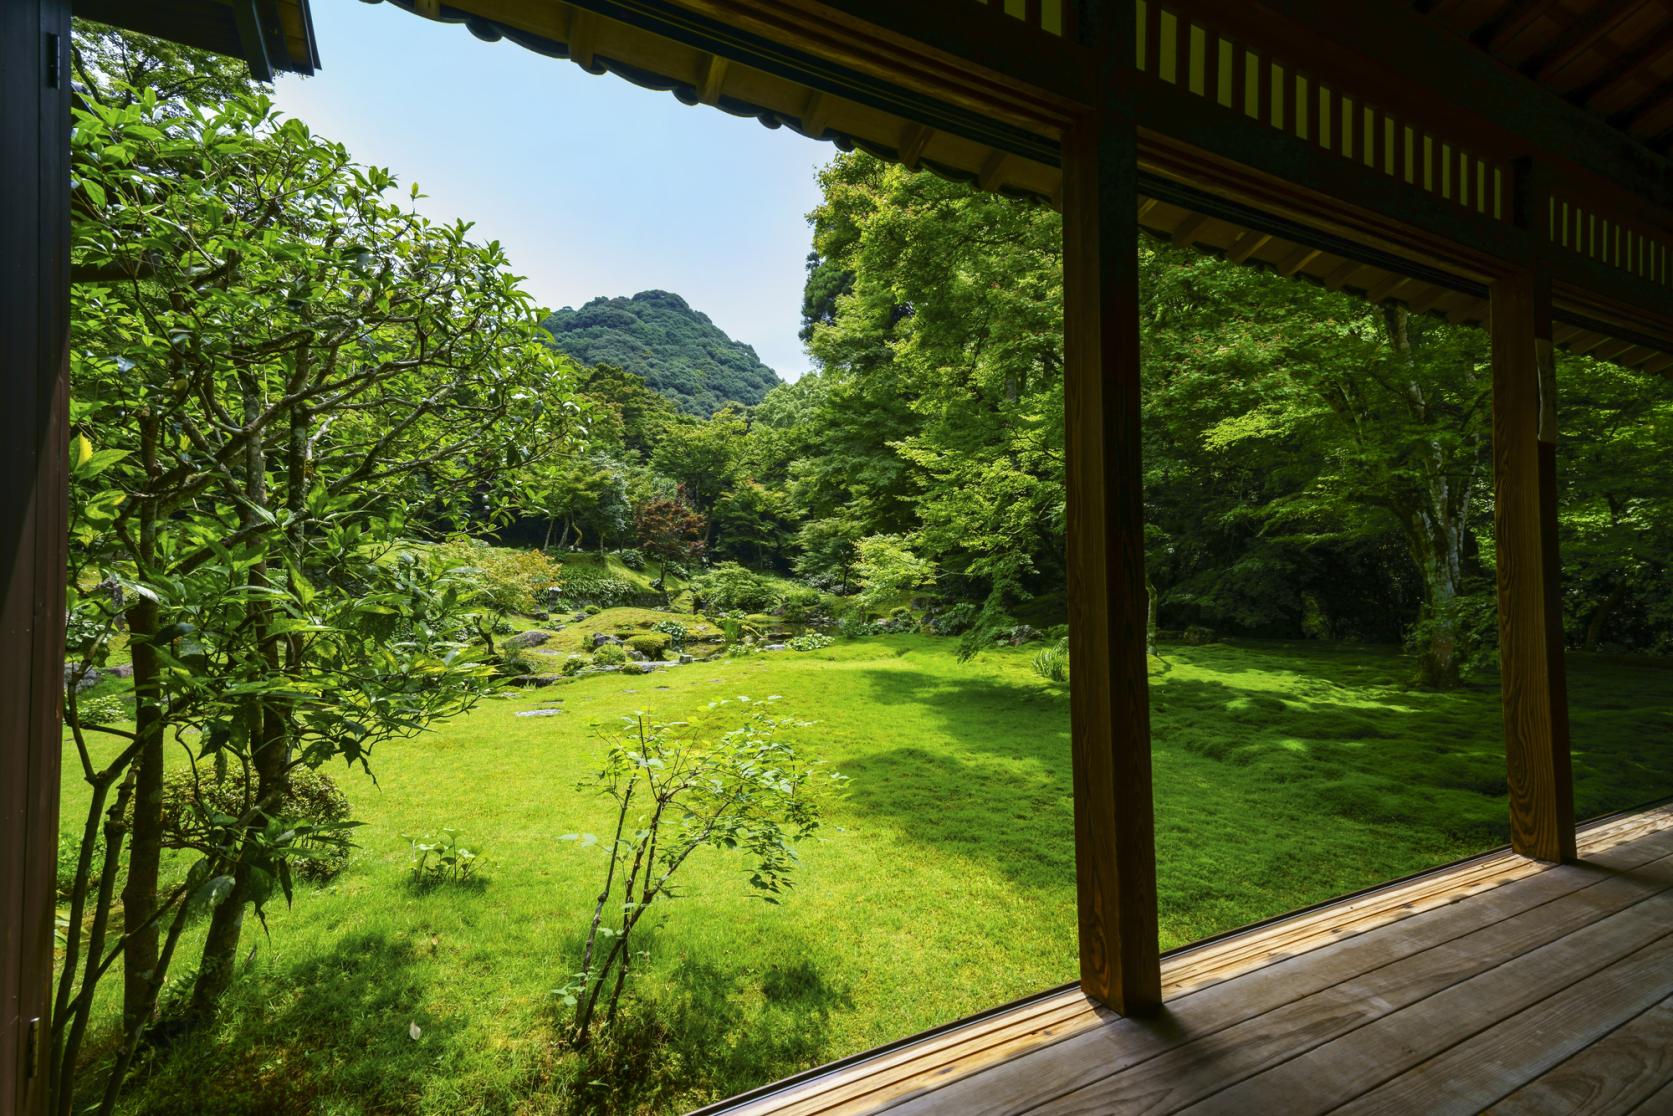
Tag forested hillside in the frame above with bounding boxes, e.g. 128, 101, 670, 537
540, 290, 781, 415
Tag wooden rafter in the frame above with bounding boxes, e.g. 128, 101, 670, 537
1170, 212, 1212, 247
1480, 0, 1566, 53
976, 148, 1011, 191
1575, 25, 1673, 114
1526, 0, 1651, 84
1226, 229, 1272, 264
695, 51, 728, 105
567, 7, 597, 69
1277, 245, 1323, 277
898, 122, 933, 169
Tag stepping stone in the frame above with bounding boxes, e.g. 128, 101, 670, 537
515, 709, 564, 717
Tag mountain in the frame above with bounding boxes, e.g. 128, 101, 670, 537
539, 290, 781, 416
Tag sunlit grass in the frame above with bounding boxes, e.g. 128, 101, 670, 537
64, 633, 1673, 1114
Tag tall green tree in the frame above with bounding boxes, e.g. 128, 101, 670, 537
60, 31, 580, 1112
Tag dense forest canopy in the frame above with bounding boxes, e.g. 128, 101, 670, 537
540, 290, 782, 416
535, 152, 1672, 680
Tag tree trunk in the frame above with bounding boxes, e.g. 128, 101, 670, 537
1583, 580, 1627, 652
120, 418, 163, 1035
189, 375, 290, 1019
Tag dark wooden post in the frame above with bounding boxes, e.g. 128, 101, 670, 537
1060, 0, 1161, 1016
1489, 161, 1576, 864
2, 2, 71, 1112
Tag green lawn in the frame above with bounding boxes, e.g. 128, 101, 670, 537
64, 632, 1673, 1115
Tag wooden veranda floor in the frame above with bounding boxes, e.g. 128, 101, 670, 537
706, 804, 1673, 1116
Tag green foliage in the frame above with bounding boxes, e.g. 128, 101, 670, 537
617, 548, 647, 570
788, 633, 834, 652
652, 619, 692, 648
852, 534, 934, 614
541, 291, 781, 416
431, 541, 563, 615
1031, 639, 1070, 684
55, 29, 581, 1105
157, 767, 355, 883
592, 643, 629, 667
556, 569, 650, 609
561, 655, 588, 676
627, 633, 672, 660
75, 693, 128, 725
404, 828, 481, 886
692, 563, 785, 614
555, 701, 836, 1043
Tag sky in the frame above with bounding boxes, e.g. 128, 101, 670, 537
271, 0, 832, 380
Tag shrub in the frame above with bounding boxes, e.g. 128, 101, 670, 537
691, 563, 783, 614
433, 540, 563, 614
651, 619, 691, 648
497, 650, 542, 679
561, 655, 588, 676
776, 584, 825, 623
627, 633, 671, 661
404, 828, 480, 885
556, 571, 649, 609
616, 548, 646, 570
155, 766, 354, 882
922, 601, 980, 636
75, 693, 128, 725
555, 702, 839, 1043
593, 642, 628, 666
788, 633, 834, 652
1032, 639, 1070, 684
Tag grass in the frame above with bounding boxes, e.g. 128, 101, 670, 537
61, 629, 1673, 1114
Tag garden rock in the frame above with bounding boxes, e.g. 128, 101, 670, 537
763, 643, 788, 652
509, 673, 561, 688
504, 630, 553, 649
678, 654, 694, 664
515, 708, 564, 717
592, 633, 622, 647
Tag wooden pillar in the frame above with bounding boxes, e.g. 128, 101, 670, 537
1, 2, 71, 1112
1060, 0, 1161, 1016
1489, 170, 1576, 862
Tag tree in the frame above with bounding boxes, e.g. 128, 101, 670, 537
633, 498, 707, 597
58, 38, 580, 1112
556, 702, 832, 1045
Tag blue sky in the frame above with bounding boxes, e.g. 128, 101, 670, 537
272, 1, 832, 380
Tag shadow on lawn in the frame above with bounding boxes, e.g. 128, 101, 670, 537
125, 931, 447, 1116
563, 953, 850, 1115
833, 655, 1524, 882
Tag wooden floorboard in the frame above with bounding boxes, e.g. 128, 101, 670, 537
1334, 935, 1673, 1115
1487, 996, 1673, 1116
1031, 858, 1673, 1115
705, 806, 1673, 1116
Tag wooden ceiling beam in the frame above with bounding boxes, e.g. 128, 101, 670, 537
1640, 350, 1673, 374
1406, 283, 1451, 314
1625, 87, 1673, 141
1575, 26, 1673, 114
1527, 0, 1650, 84
695, 52, 729, 105
976, 148, 1012, 191
1170, 212, 1213, 248
1322, 258, 1363, 290
801, 89, 832, 137
1226, 229, 1273, 264
1277, 246, 1324, 277
898, 122, 934, 169
1181, 0, 1673, 212
567, 7, 597, 69
1480, 0, 1565, 53
1364, 272, 1412, 304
